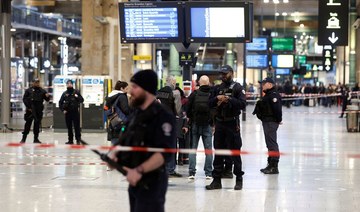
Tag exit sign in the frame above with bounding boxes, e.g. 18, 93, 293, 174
318, 0, 349, 46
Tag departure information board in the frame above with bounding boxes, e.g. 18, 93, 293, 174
119, 2, 183, 43
124, 8, 178, 38
246, 54, 268, 69
246, 37, 268, 51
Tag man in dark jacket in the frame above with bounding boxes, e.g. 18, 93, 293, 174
20, 78, 50, 143
206, 65, 247, 190
59, 80, 84, 145
186, 75, 213, 180
254, 77, 282, 174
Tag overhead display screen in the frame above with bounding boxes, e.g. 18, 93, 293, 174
186, 1, 253, 43
271, 55, 294, 68
118, 2, 184, 43
246, 54, 268, 69
276, 68, 290, 75
246, 37, 268, 51
271, 37, 295, 52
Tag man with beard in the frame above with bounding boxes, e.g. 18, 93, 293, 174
206, 65, 246, 190
20, 78, 51, 143
59, 80, 84, 145
108, 70, 176, 212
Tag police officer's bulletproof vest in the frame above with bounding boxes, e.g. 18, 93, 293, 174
253, 91, 276, 121
30, 88, 44, 102
193, 90, 211, 126
217, 82, 241, 118
116, 105, 160, 169
62, 90, 79, 112
157, 86, 176, 115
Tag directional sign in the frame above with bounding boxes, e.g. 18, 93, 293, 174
318, 0, 349, 46
322, 47, 334, 72
179, 52, 195, 66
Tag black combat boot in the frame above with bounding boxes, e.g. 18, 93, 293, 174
234, 178, 243, 190
261, 161, 279, 174
260, 157, 271, 173
206, 178, 222, 190
65, 141, 74, 145
221, 169, 233, 179
33, 134, 42, 143
20, 134, 27, 143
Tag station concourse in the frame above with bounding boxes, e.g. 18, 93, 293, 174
0, 0, 360, 211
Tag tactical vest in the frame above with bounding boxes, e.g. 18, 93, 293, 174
30, 88, 44, 102
62, 91, 79, 112
217, 82, 241, 118
116, 105, 160, 168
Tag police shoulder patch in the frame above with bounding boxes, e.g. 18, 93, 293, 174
272, 98, 278, 103
162, 123, 172, 136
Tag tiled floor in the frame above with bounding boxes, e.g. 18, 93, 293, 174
0, 105, 359, 212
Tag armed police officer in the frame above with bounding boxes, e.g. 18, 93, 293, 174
206, 65, 246, 190
59, 80, 84, 145
20, 78, 50, 143
253, 77, 282, 174
108, 70, 176, 212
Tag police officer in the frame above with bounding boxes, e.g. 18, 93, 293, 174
20, 78, 50, 143
206, 65, 246, 190
108, 70, 176, 212
59, 80, 84, 145
254, 77, 282, 174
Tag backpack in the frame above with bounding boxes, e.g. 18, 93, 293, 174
156, 86, 176, 114
193, 90, 211, 126
105, 94, 128, 131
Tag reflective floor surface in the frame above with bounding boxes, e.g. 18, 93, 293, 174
0, 105, 359, 212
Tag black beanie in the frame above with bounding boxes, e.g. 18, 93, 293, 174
130, 70, 158, 95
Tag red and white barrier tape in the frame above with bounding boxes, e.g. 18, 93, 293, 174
0, 162, 106, 166
2, 143, 360, 159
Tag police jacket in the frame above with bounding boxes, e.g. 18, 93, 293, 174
23, 86, 50, 110
254, 87, 282, 123
186, 85, 212, 126
209, 80, 246, 121
116, 101, 176, 181
59, 88, 84, 112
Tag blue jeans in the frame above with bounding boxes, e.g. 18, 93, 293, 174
189, 124, 213, 176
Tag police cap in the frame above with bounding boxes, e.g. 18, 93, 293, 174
259, 77, 275, 84
219, 65, 233, 74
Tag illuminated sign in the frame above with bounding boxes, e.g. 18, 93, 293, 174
318, 0, 349, 46
322, 47, 334, 72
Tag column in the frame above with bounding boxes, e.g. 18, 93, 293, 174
81, 0, 133, 82
1, 0, 11, 127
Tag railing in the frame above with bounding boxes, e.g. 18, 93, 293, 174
11, 6, 81, 37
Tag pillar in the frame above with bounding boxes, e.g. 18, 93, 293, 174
81, 0, 133, 82
1, 0, 12, 127
169, 44, 181, 77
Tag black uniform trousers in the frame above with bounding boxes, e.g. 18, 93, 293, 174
128, 172, 168, 212
262, 121, 280, 162
212, 119, 244, 179
23, 109, 43, 137
65, 111, 81, 142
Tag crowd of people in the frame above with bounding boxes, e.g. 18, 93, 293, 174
21, 70, 359, 211
247, 81, 360, 110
